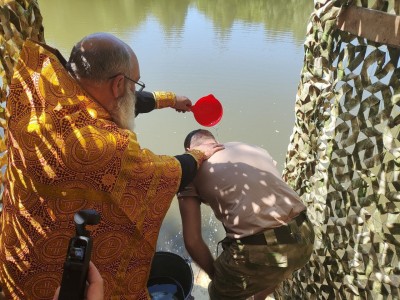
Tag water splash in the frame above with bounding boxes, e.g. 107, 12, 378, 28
212, 125, 221, 142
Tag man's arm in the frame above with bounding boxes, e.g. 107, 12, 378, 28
135, 91, 156, 114
178, 196, 215, 278
135, 91, 191, 115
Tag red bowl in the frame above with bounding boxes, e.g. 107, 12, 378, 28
191, 94, 223, 127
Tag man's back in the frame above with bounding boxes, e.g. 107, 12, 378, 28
192, 142, 306, 238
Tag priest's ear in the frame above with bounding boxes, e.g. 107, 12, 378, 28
110, 74, 126, 98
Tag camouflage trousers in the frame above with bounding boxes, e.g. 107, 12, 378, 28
209, 213, 315, 300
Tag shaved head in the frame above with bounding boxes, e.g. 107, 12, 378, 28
184, 129, 216, 150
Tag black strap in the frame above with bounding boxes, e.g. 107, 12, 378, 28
237, 211, 308, 245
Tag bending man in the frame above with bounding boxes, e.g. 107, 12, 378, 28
178, 129, 314, 300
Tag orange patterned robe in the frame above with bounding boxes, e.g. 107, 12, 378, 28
0, 39, 197, 300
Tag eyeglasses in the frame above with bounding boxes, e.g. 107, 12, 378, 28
108, 74, 146, 92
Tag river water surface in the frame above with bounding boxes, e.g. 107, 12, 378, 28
39, 0, 314, 255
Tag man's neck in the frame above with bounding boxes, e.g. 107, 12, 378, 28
77, 78, 114, 113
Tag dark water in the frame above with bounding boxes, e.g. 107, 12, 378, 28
39, 0, 314, 255
148, 278, 184, 300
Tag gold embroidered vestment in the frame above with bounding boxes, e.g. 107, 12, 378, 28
0, 39, 183, 300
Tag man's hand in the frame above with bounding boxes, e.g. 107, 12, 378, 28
85, 261, 104, 300
174, 95, 192, 112
190, 143, 224, 159
53, 261, 104, 300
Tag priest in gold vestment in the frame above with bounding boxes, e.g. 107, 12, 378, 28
0, 33, 223, 299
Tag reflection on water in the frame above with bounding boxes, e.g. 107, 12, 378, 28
39, 0, 313, 256
41, 0, 311, 51
148, 278, 184, 300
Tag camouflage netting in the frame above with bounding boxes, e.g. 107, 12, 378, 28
281, 0, 400, 298
1, 0, 399, 299
0, 0, 44, 191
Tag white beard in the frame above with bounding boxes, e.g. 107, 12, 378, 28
111, 87, 136, 131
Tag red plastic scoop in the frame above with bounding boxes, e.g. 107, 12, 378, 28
191, 94, 223, 127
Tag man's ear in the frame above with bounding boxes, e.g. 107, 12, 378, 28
111, 74, 125, 98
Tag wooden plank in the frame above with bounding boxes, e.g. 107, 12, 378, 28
336, 5, 400, 48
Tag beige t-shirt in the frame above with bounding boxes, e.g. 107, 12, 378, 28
178, 142, 306, 238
